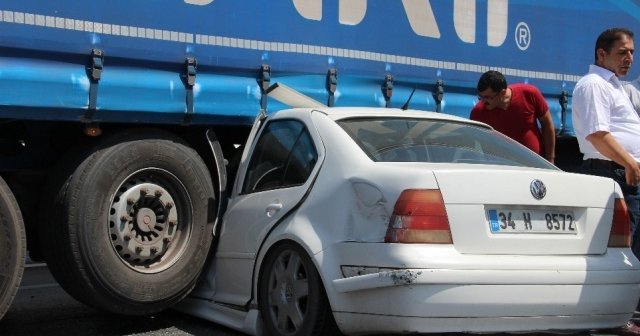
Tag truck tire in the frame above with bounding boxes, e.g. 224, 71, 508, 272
0, 176, 25, 320
41, 130, 216, 315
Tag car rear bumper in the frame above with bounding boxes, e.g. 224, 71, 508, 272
324, 243, 640, 334
333, 268, 640, 292
333, 311, 632, 335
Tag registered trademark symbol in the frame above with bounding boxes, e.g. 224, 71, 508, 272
515, 22, 531, 51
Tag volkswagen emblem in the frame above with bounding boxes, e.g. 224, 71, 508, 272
530, 179, 546, 200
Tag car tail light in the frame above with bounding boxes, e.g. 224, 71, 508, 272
608, 198, 631, 247
385, 189, 452, 243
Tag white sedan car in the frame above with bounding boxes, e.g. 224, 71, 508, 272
178, 107, 640, 335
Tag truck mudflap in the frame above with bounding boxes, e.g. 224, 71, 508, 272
0, 176, 26, 320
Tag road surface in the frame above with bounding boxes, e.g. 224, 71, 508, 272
0, 262, 242, 336
0, 262, 633, 336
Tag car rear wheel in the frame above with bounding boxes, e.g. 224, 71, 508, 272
40, 130, 216, 315
0, 176, 25, 320
258, 242, 340, 336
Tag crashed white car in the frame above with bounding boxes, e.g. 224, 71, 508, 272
178, 107, 640, 335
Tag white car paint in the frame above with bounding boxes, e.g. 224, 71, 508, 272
177, 107, 640, 335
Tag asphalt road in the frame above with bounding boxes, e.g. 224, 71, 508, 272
0, 262, 631, 336
0, 263, 243, 336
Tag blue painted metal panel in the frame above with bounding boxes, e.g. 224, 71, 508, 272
1, 0, 639, 133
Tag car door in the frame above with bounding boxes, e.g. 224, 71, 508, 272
213, 113, 323, 306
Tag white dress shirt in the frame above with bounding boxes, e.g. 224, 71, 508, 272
623, 77, 640, 116
572, 64, 640, 162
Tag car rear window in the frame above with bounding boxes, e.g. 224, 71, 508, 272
337, 117, 557, 169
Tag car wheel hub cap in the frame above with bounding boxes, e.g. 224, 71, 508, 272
279, 281, 294, 303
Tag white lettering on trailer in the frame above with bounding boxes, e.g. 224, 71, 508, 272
515, 22, 531, 51
486, 0, 508, 46
0, 9, 582, 83
291, 0, 508, 47
293, 0, 322, 21
453, 0, 474, 43
339, 0, 367, 25
402, 0, 441, 38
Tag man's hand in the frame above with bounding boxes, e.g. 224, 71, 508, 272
625, 163, 640, 186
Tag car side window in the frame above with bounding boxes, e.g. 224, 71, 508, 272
242, 119, 318, 194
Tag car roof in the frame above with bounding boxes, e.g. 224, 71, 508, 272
269, 107, 493, 130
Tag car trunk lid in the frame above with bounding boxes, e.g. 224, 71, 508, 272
433, 167, 617, 255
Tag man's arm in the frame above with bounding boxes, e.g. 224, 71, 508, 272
586, 131, 640, 186
469, 103, 481, 121
538, 111, 556, 163
624, 80, 640, 116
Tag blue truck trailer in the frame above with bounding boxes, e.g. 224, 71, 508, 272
1, 0, 640, 319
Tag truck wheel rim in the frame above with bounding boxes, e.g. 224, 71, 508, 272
108, 168, 191, 273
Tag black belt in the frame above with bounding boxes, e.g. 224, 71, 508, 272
583, 159, 625, 170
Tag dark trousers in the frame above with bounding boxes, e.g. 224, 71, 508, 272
581, 159, 640, 260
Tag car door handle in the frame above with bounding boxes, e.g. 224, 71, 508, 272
265, 203, 283, 218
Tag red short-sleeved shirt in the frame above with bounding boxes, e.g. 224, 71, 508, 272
470, 83, 549, 155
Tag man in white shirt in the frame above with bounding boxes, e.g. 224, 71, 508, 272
572, 27, 640, 334
624, 76, 640, 115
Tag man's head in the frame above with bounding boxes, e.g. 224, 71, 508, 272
595, 27, 634, 77
477, 70, 508, 110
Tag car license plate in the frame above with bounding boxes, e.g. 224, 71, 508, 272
487, 209, 577, 234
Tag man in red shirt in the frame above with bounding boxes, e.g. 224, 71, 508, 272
470, 70, 556, 163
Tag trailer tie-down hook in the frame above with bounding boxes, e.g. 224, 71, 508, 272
82, 49, 104, 121
326, 68, 337, 107
258, 64, 271, 111
182, 57, 197, 125
382, 74, 393, 108
558, 90, 568, 135
432, 79, 444, 112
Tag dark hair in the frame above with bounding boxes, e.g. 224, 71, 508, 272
477, 70, 507, 92
594, 27, 634, 63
